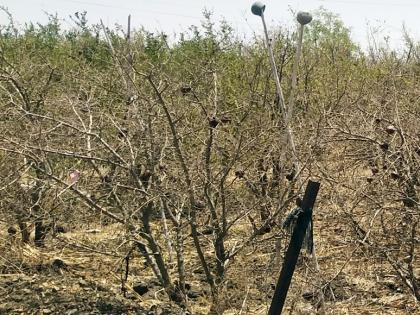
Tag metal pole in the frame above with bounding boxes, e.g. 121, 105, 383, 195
259, 11, 299, 169
287, 23, 304, 123
268, 180, 320, 315
127, 14, 131, 41
260, 12, 286, 116
288, 11, 312, 123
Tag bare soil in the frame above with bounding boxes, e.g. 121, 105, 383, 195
0, 208, 419, 314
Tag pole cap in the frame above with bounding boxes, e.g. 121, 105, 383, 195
251, 2, 266, 16
297, 11, 313, 25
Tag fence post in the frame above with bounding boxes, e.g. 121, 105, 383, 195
268, 180, 320, 315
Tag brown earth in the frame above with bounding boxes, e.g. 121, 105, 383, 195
0, 206, 419, 315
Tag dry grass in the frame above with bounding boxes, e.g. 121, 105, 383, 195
0, 194, 419, 315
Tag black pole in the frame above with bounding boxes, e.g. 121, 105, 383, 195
268, 180, 320, 315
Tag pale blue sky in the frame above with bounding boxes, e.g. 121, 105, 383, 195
1, 0, 419, 50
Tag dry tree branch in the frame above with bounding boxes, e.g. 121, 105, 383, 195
147, 75, 216, 295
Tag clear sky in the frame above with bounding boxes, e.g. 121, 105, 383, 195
1, 0, 419, 50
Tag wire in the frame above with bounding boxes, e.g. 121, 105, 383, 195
56, 0, 131, 10
316, 0, 420, 7
54, 0, 203, 19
